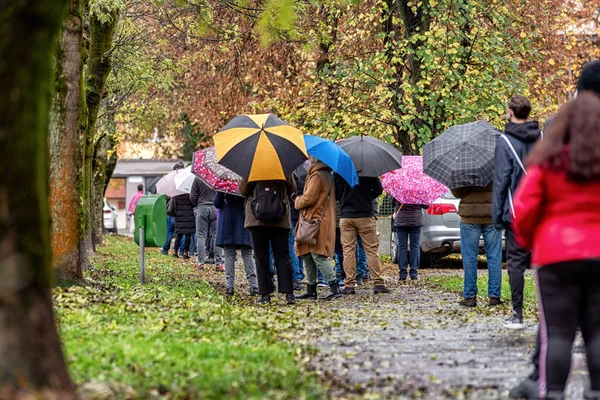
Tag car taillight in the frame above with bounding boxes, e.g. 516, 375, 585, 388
104, 209, 111, 214
427, 204, 457, 215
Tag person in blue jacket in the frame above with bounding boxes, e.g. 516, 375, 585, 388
214, 192, 259, 296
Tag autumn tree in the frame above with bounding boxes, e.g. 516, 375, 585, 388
0, 0, 74, 395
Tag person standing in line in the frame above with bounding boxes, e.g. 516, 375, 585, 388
336, 174, 390, 295
392, 199, 428, 281
127, 184, 144, 234
512, 90, 600, 400
452, 183, 502, 307
214, 192, 259, 296
239, 175, 297, 305
172, 192, 195, 259
162, 162, 185, 255
290, 169, 306, 291
294, 158, 340, 301
190, 176, 224, 271
493, 95, 542, 330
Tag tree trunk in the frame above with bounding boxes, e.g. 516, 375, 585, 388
82, 10, 120, 253
0, 0, 74, 395
49, 0, 85, 282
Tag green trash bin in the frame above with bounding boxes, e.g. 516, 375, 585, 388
134, 194, 167, 247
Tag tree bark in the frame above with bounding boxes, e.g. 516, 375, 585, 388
0, 0, 74, 394
49, 0, 85, 282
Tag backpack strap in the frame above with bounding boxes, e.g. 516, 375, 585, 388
501, 135, 527, 175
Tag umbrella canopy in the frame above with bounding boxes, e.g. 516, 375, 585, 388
174, 166, 195, 194
214, 113, 308, 182
156, 170, 187, 198
336, 136, 403, 177
423, 121, 500, 188
192, 147, 242, 195
304, 135, 359, 187
382, 156, 448, 205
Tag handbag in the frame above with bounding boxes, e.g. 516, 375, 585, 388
295, 174, 333, 245
166, 196, 177, 217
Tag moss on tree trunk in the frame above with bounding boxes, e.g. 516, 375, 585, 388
0, 0, 74, 394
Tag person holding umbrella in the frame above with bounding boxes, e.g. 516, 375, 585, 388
214, 113, 308, 305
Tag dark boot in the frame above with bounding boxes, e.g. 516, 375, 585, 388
182, 250, 191, 260
545, 391, 564, 400
256, 294, 271, 305
286, 293, 296, 305
296, 284, 317, 300
321, 281, 341, 300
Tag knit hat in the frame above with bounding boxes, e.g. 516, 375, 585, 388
577, 60, 600, 96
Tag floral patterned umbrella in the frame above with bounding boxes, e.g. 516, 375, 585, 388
192, 147, 242, 196
382, 156, 448, 205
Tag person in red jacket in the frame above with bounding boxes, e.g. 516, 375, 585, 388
512, 91, 600, 400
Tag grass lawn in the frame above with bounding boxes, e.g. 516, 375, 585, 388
54, 235, 324, 399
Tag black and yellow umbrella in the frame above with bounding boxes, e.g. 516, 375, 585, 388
214, 113, 308, 182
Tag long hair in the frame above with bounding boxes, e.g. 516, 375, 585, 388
527, 91, 600, 181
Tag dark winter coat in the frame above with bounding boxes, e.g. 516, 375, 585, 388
239, 175, 297, 230
492, 121, 542, 229
392, 200, 428, 227
335, 175, 383, 219
451, 183, 493, 225
174, 194, 196, 234
190, 177, 216, 207
213, 192, 252, 248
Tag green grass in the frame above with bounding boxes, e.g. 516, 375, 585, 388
54, 236, 324, 399
424, 269, 538, 314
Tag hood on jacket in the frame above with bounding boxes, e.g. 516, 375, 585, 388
504, 121, 541, 143
308, 161, 332, 175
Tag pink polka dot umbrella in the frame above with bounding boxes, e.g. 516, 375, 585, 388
382, 156, 448, 205
192, 147, 242, 196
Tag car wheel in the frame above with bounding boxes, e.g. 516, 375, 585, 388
420, 250, 432, 269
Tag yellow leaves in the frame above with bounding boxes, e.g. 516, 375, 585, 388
548, 59, 556, 66
520, 32, 527, 38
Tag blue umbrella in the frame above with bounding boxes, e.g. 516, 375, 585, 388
304, 135, 359, 187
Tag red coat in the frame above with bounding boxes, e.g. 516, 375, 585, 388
512, 165, 600, 267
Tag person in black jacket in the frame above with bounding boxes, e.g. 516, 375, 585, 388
336, 175, 389, 294
493, 95, 542, 330
173, 193, 196, 259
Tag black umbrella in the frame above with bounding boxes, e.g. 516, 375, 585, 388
336, 136, 403, 177
422, 121, 501, 189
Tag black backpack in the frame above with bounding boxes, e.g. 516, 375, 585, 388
251, 181, 287, 221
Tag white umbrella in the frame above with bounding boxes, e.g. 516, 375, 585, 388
174, 166, 195, 194
156, 170, 187, 197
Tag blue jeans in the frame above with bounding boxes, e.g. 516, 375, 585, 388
395, 226, 421, 279
335, 231, 369, 280
290, 220, 305, 281
162, 216, 175, 252
460, 223, 502, 299
180, 233, 195, 253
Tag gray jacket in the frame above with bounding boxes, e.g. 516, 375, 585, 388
190, 177, 216, 207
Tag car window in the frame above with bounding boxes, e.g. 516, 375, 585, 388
441, 190, 456, 200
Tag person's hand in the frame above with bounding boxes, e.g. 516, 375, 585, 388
291, 193, 297, 201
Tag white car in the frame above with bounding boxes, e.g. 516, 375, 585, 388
103, 198, 118, 233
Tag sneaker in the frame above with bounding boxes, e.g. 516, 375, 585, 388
256, 294, 271, 304
293, 281, 304, 291
508, 377, 538, 399
458, 297, 477, 307
504, 314, 525, 330
161, 249, 168, 256
488, 297, 503, 306
356, 277, 364, 285
215, 264, 225, 272
317, 281, 328, 288
341, 287, 355, 295
338, 280, 346, 289
399, 277, 407, 282
182, 252, 191, 260
225, 288, 234, 296
410, 275, 418, 281
286, 293, 296, 305
249, 288, 260, 296
195, 264, 204, 272
362, 274, 371, 282
373, 286, 390, 294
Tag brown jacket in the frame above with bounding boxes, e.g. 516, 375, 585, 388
294, 162, 336, 258
239, 175, 297, 230
451, 183, 493, 225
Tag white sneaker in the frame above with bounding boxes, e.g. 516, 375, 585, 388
504, 315, 525, 330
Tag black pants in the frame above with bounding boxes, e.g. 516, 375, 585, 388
538, 259, 600, 394
249, 227, 293, 295
174, 234, 191, 253
505, 226, 531, 317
